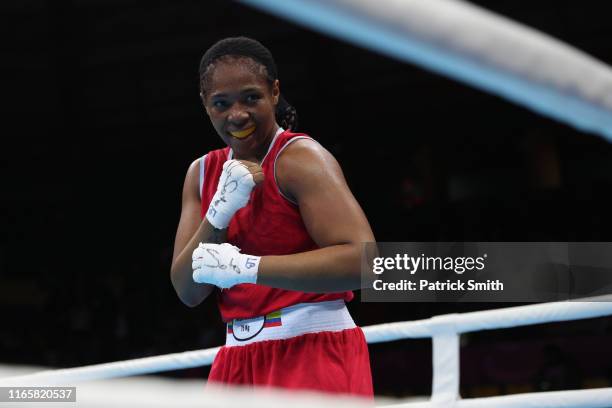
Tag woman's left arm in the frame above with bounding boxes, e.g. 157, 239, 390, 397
191, 138, 376, 292
256, 138, 375, 292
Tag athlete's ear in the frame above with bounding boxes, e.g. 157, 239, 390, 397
272, 80, 280, 105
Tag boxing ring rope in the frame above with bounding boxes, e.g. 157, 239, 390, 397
239, 0, 612, 142
2, 295, 612, 407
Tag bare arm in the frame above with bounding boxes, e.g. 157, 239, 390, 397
170, 159, 223, 307
257, 139, 375, 292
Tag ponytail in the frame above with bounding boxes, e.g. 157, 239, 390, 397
276, 95, 298, 131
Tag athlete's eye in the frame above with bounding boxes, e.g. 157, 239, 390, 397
245, 94, 261, 103
212, 100, 229, 109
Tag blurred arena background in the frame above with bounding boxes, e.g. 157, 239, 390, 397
1, 0, 612, 399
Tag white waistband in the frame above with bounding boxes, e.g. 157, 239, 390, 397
225, 300, 356, 347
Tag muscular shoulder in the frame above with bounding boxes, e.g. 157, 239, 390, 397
275, 138, 346, 202
183, 156, 205, 201
186, 157, 200, 176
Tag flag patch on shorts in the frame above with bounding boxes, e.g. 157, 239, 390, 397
227, 310, 282, 334
264, 310, 282, 327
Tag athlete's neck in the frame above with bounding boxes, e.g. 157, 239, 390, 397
233, 125, 281, 164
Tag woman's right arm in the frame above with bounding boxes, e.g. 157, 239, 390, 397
170, 159, 225, 307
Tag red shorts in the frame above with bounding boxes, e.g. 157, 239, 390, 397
208, 327, 373, 398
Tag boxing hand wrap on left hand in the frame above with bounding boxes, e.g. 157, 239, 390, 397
192, 243, 260, 289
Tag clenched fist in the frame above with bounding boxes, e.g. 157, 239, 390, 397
206, 160, 264, 229
192, 242, 260, 289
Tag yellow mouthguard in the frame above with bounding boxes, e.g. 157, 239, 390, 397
230, 126, 256, 139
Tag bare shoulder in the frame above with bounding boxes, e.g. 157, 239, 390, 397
183, 157, 203, 199
276, 138, 343, 179
276, 138, 346, 201
186, 157, 201, 178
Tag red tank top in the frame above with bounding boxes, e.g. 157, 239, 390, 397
200, 129, 354, 321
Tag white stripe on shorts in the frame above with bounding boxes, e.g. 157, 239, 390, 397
225, 300, 356, 347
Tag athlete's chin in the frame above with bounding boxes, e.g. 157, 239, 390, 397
231, 135, 262, 158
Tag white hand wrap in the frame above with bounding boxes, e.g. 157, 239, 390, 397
206, 160, 256, 229
192, 243, 260, 289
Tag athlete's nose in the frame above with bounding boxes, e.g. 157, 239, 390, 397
227, 107, 249, 127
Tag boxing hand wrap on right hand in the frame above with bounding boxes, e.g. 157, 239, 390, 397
206, 160, 256, 229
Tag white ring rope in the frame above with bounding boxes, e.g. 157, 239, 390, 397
238, 0, 612, 141
2, 295, 612, 408
0, 347, 220, 387
363, 294, 612, 343
384, 388, 612, 408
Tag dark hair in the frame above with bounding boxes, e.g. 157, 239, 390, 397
199, 37, 298, 131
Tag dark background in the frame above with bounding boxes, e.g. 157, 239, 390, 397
2, 0, 612, 398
